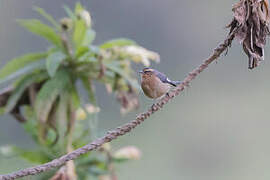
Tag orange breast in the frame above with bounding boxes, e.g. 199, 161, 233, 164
141, 74, 170, 99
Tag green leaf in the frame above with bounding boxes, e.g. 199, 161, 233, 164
5, 72, 48, 113
0, 107, 5, 115
80, 77, 96, 104
88, 166, 108, 176
70, 84, 80, 109
76, 45, 99, 61
57, 92, 69, 143
82, 29, 96, 46
112, 157, 129, 163
75, 46, 89, 59
75, 2, 84, 14
100, 38, 136, 49
33, 7, 60, 30
0, 52, 47, 79
13, 147, 50, 164
0, 145, 50, 164
63, 5, 76, 20
76, 156, 106, 167
46, 51, 66, 77
0, 60, 46, 85
23, 106, 39, 141
35, 70, 71, 123
0, 108, 5, 115
105, 62, 140, 90
73, 20, 87, 49
18, 19, 62, 48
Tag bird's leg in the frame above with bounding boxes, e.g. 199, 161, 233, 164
151, 99, 157, 111
151, 104, 156, 111
151, 94, 168, 111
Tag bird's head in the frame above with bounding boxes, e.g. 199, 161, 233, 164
139, 68, 155, 77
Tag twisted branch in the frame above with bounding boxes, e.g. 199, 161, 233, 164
0, 29, 236, 180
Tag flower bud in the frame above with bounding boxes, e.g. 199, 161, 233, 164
113, 146, 141, 160
85, 104, 100, 114
78, 10, 92, 27
0, 145, 14, 157
101, 143, 111, 151
76, 108, 86, 120
60, 18, 73, 31
105, 84, 113, 94
123, 46, 160, 66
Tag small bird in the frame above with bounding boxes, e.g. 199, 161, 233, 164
139, 68, 181, 99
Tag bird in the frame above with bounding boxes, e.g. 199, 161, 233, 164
139, 67, 181, 99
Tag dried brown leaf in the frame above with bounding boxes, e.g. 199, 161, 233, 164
117, 86, 139, 114
49, 166, 70, 180
228, 0, 270, 69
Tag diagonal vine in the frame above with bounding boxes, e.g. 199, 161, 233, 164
0, 28, 237, 180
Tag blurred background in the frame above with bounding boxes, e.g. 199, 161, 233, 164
1, 0, 270, 179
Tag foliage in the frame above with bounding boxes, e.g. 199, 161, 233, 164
0, 3, 158, 179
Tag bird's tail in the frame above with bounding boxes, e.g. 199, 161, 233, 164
169, 81, 182, 87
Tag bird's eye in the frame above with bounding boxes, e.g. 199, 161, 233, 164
144, 69, 153, 73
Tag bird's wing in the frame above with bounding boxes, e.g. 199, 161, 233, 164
154, 70, 178, 87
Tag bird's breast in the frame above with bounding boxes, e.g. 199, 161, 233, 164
141, 76, 170, 99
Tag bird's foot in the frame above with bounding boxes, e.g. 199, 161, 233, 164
151, 103, 159, 111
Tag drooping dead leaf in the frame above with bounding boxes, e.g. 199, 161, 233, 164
49, 161, 77, 180
228, 0, 270, 69
0, 86, 31, 123
49, 166, 70, 180
49, 167, 69, 180
117, 85, 139, 114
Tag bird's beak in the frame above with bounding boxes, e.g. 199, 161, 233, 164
138, 70, 143, 74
